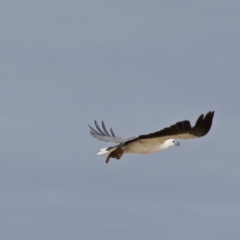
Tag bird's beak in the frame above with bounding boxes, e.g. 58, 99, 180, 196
176, 141, 180, 146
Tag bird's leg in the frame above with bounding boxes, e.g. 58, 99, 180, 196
105, 148, 124, 164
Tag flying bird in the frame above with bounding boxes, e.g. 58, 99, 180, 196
88, 111, 214, 164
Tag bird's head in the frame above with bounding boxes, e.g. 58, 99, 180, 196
165, 139, 180, 147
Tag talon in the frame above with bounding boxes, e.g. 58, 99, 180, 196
105, 148, 124, 164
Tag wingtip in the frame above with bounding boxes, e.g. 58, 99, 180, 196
206, 111, 215, 122
191, 111, 215, 137
199, 111, 215, 136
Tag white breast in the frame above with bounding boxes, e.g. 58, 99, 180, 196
124, 139, 169, 154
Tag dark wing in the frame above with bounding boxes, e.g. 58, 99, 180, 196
88, 120, 135, 143
123, 111, 215, 145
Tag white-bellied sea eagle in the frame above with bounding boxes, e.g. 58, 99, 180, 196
88, 111, 214, 164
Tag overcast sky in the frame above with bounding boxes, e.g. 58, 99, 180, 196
1, 1, 240, 239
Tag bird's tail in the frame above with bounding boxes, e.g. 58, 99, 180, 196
97, 147, 116, 156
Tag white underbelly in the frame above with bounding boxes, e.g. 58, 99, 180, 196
124, 140, 164, 154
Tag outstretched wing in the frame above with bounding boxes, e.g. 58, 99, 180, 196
123, 111, 215, 146
89, 111, 214, 145
88, 120, 135, 143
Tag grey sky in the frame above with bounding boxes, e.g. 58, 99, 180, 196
1, 1, 240, 239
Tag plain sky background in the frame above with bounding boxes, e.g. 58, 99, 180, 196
1, 1, 240, 239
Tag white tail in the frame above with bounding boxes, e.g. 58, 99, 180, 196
97, 147, 116, 156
